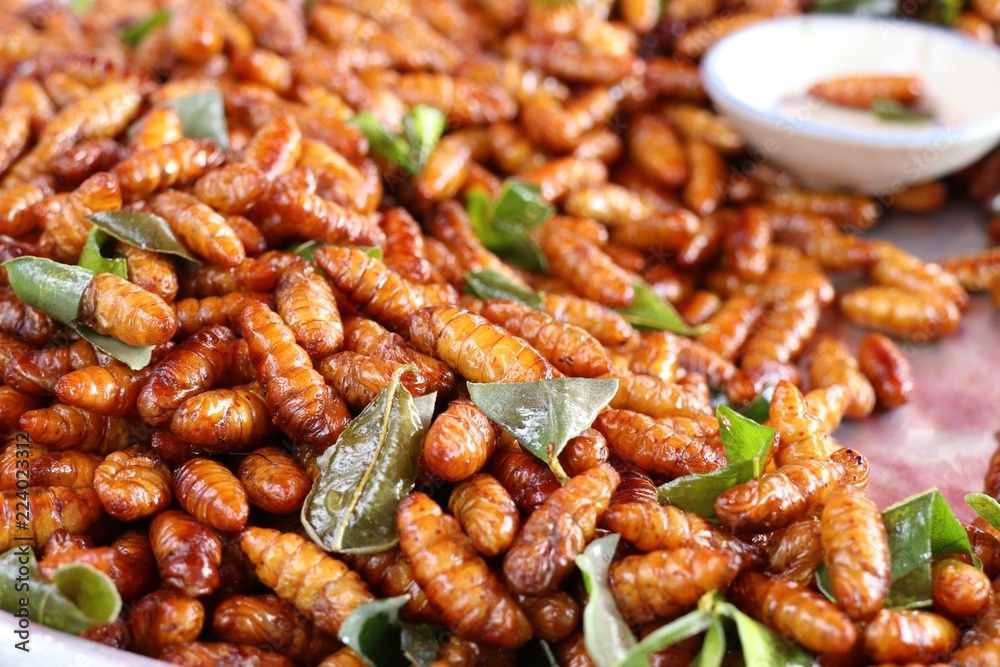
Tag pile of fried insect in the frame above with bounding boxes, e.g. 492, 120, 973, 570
1, 0, 1000, 665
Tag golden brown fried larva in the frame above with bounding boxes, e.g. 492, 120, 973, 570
380, 207, 433, 284
891, 180, 948, 213
448, 473, 520, 557
238, 445, 312, 515
0, 386, 43, 430
731, 572, 856, 654
541, 292, 635, 347
239, 300, 351, 450
683, 138, 726, 216
129, 107, 184, 152
715, 448, 868, 533
807, 336, 876, 419
194, 162, 270, 215
408, 305, 555, 383
931, 557, 991, 619
19, 404, 145, 454
94, 447, 173, 521
767, 381, 837, 467
319, 351, 432, 409
178, 259, 279, 298
239, 527, 374, 635
79, 617, 130, 650
487, 439, 562, 514
119, 242, 179, 302
421, 398, 497, 482
519, 156, 608, 204
517, 590, 581, 644
159, 642, 293, 667
397, 492, 532, 648
148, 190, 247, 267
167, 3, 224, 64
870, 241, 968, 308
821, 485, 891, 622
809, 75, 923, 109
151, 509, 222, 598
764, 188, 881, 230
626, 113, 688, 188
317, 648, 367, 667
540, 229, 636, 308
856, 332, 913, 410
137, 325, 235, 427
594, 409, 724, 479
169, 383, 271, 453
51, 138, 128, 188
426, 200, 525, 285
254, 178, 384, 248
0, 182, 47, 237
559, 428, 609, 477
645, 57, 706, 101
764, 515, 824, 585
212, 594, 339, 665
695, 295, 762, 360
413, 129, 483, 203
610, 547, 741, 625
724, 207, 772, 280
342, 316, 455, 394
840, 285, 961, 342
173, 292, 273, 338
0, 287, 60, 346
939, 247, 1000, 292
604, 367, 711, 420
128, 589, 205, 657
275, 259, 343, 359
863, 609, 959, 664
77, 271, 178, 346
0, 486, 103, 551
18, 450, 101, 488
112, 138, 223, 201
341, 548, 440, 624
39, 173, 122, 263
504, 463, 619, 595
0, 103, 30, 177
174, 457, 249, 533
39, 530, 158, 602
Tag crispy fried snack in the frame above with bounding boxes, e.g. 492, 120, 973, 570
20, 404, 146, 454
159, 642, 293, 667
112, 138, 223, 201
150, 510, 222, 598
594, 409, 724, 479
764, 515, 824, 585
806, 336, 875, 419
342, 316, 455, 394
178, 259, 279, 298
422, 398, 497, 482
397, 492, 532, 648
118, 243, 179, 302
0, 486, 102, 551
174, 457, 249, 533
448, 473, 521, 557
173, 293, 273, 338
559, 428, 609, 477
487, 441, 562, 513
604, 368, 711, 420
931, 558, 991, 619
541, 292, 635, 347
841, 285, 961, 342
318, 351, 431, 409
341, 548, 440, 624
857, 332, 914, 409
810, 75, 923, 109
539, 228, 635, 308
94, 447, 173, 521
863, 609, 959, 664
148, 190, 247, 267
238, 445, 311, 515
55, 361, 152, 417
767, 380, 837, 467
169, 383, 271, 453
78, 272, 178, 346
129, 107, 183, 152
517, 590, 581, 644
128, 590, 205, 657
212, 594, 339, 665
274, 259, 343, 359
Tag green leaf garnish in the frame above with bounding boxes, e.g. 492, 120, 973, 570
78, 228, 127, 279
871, 98, 934, 123
68, 0, 95, 13
85, 210, 198, 263
967, 493, 1000, 532
724, 601, 813, 666
576, 534, 637, 667
121, 10, 171, 48
162, 90, 230, 150
351, 106, 445, 175
337, 595, 446, 667
303, 366, 433, 553
737, 385, 775, 424
489, 180, 555, 234
621, 607, 714, 667
467, 377, 619, 482
688, 616, 726, 667
616, 282, 705, 336
467, 181, 553, 273
0, 547, 121, 634
657, 406, 775, 520
400, 624, 446, 667
463, 269, 543, 310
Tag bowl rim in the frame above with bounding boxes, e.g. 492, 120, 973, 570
700, 14, 1000, 148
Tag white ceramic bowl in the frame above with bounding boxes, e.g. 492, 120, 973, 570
701, 15, 1000, 194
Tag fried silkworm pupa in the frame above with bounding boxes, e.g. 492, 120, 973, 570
342, 316, 455, 395
159, 642, 293, 667
869, 240, 968, 308
39, 530, 158, 602
809, 75, 923, 109
857, 332, 914, 409
931, 557, 991, 619
541, 292, 635, 347
150, 510, 222, 598
841, 286, 961, 342
341, 547, 440, 623
863, 609, 959, 664
174, 457, 249, 533
0, 487, 102, 551
212, 594, 339, 665
605, 368, 711, 420
128, 589, 204, 657
0, 387, 43, 430
318, 351, 431, 409
695, 295, 763, 360
93, 447, 172, 521
408, 306, 555, 383
238, 527, 374, 635
137, 325, 235, 427
807, 336, 875, 419
764, 515, 824, 585
0, 182, 47, 238
517, 590, 581, 644
238, 445, 311, 515
118, 242, 179, 302
730, 572, 856, 654
448, 474, 520, 557
594, 409, 725, 479
821, 485, 891, 622
480, 298, 611, 377
610, 547, 741, 625
397, 492, 532, 648
173, 292, 273, 338
628, 113, 688, 188
55, 361, 152, 417
317, 648, 367, 667
129, 107, 184, 152
0, 287, 59, 346
539, 229, 636, 309
275, 259, 343, 359
169, 383, 271, 453
803, 385, 850, 436
112, 138, 223, 201
487, 443, 562, 514
148, 190, 247, 267
194, 162, 270, 215
422, 398, 497, 482
559, 428, 609, 477
79, 617, 130, 650
239, 300, 350, 450
767, 380, 836, 467
19, 404, 142, 454
715, 448, 868, 533
939, 247, 1000, 292
504, 463, 619, 595
77, 272, 178, 346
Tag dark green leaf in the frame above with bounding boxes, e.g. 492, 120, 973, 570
871, 99, 934, 123
717, 405, 775, 464
616, 283, 704, 336
352, 113, 415, 174
738, 385, 775, 424
489, 180, 554, 234
74, 324, 154, 371
163, 90, 229, 150
303, 366, 432, 553
967, 493, 1000, 532
622, 609, 714, 667
882, 488, 973, 608
3, 257, 93, 326
413, 393, 437, 432
0, 547, 121, 634
810, 0, 896, 15
78, 228, 127, 279
468, 378, 618, 482
401, 624, 446, 667
488, 234, 549, 273
657, 458, 762, 522
720, 602, 813, 667
338, 595, 409, 667
121, 10, 171, 48
86, 210, 198, 262
463, 269, 543, 310
403, 106, 446, 175
576, 534, 637, 667
688, 616, 726, 667
467, 188, 549, 273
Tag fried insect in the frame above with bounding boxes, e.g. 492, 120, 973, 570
806, 336, 876, 419
193, 162, 270, 215
119, 243, 179, 302
870, 240, 968, 307
55, 361, 153, 417
610, 547, 741, 625
487, 442, 562, 513
39, 530, 158, 602
0, 449, 99, 488
129, 107, 184, 152
931, 557, 991, 619
254, 179, 384, 248
504, 463, 619, 595
840, 285, 961, 342
408, 306, 554, 383
341, 548, 440, 623
159, 642, 293, 667
77, 272, 178, 346
397, 492, 532, 648
318, 648, 367, 667
559, 428, 609, 477
0, 182, 47, 237
297, 139, 380, 213
766, 380, 836, 468
448, 474, 521, 557
178, 259, 279, 298
174, 457, 249, 533
342, 317, 455, 394
212, 594, 338, 665
129, 590, 205, 657
94, 447, 173, 521
112, 138, 223, 201
810, 75, 923, 109
426, 200, 525, 286
764, 515, 824, 585
627, 113, 688, 188
604, 368, 710, 420
0, 487, 103, 551
939, 247, 1000, 292
19, 404, 146, 454
0, 387, 43, 430
39, 173, 123, 263
50, 139, 127, 188
238, 446, 312, 515
517, 590, 581, 644
540, 228, 636, 308
863, 609, 959, 664
730, 572, 856, 654
715, 448, 869, 533
416, 398, 494, 482
856, 332, 915, 409
148, 190, 247, 267
696, 296, 763, 360
238, 527, 374, 635
150, 509, 222, 598
173, 293, 273, 338
594, 409, 724, 479
540, 292, 634, 347
239, 300, 351, 450
137, 325, 235, 426
275, 260, 343, 359
0, 286, 60, 346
